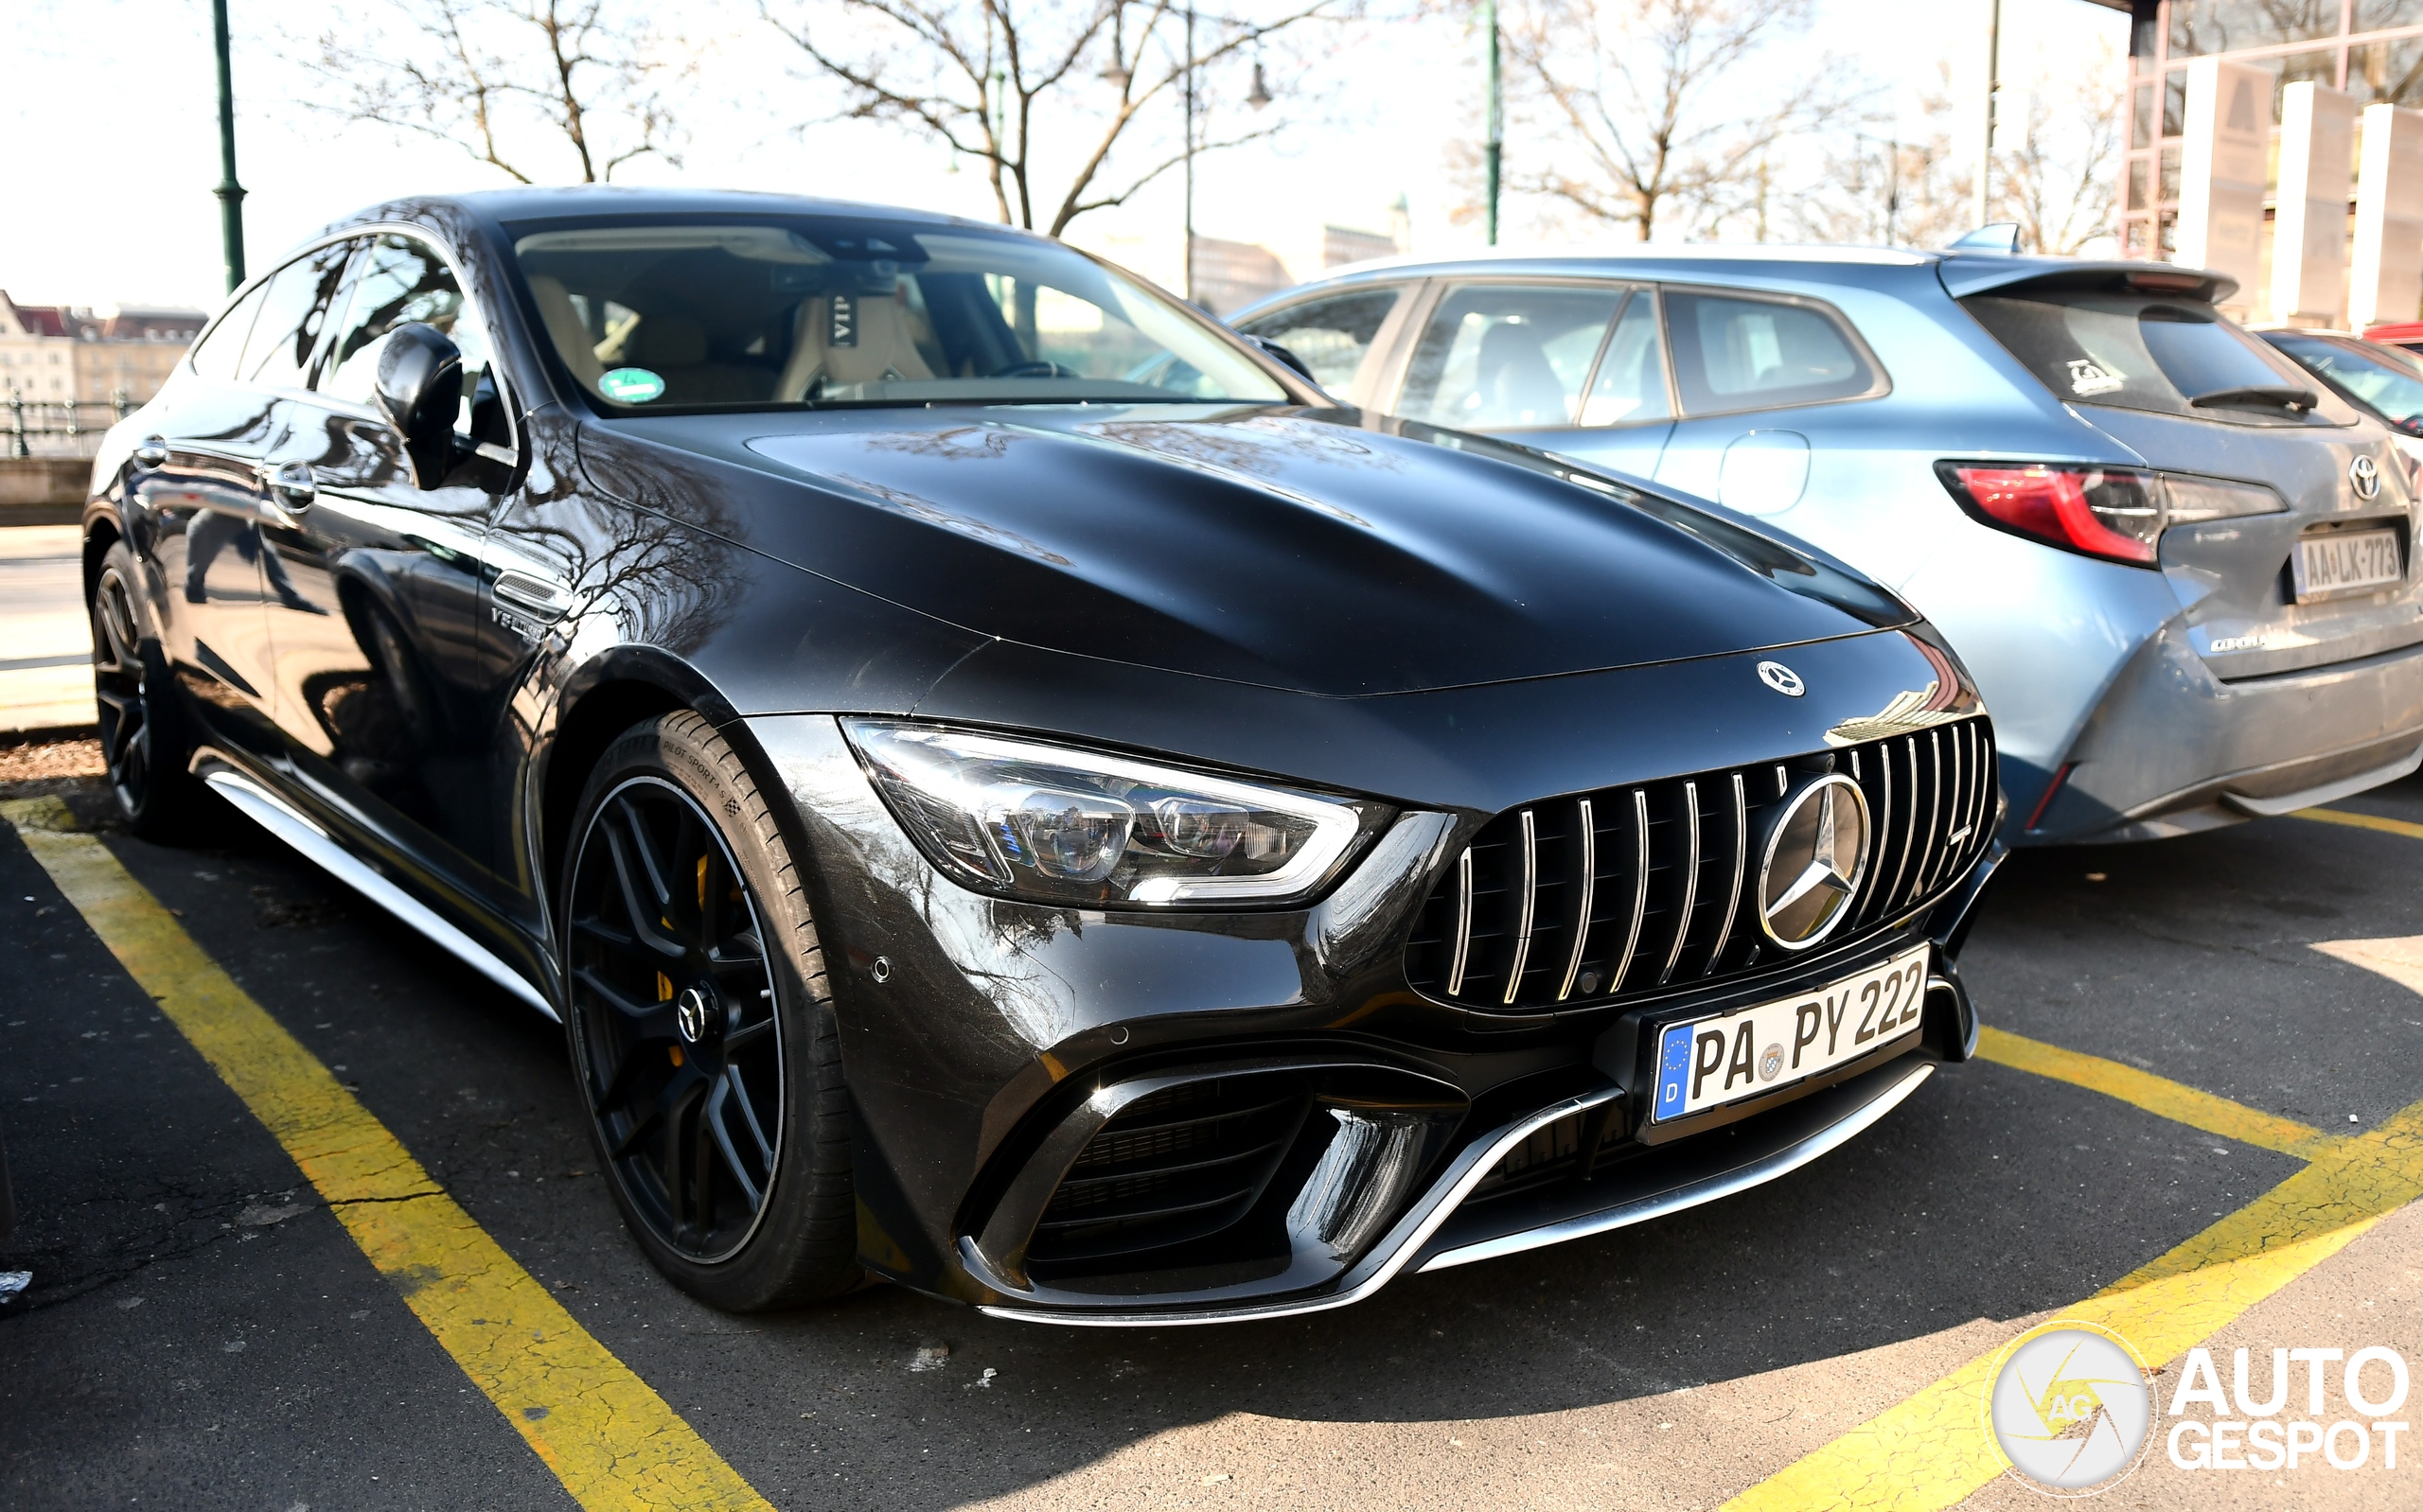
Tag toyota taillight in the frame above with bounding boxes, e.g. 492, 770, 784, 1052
1936, 463, 2285, 567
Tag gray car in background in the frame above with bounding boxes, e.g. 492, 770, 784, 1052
1231, 250, 2423, 845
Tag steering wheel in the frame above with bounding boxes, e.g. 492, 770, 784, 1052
991, 360, 1077, 379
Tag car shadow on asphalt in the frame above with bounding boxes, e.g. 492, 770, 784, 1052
13, 781, 2385, 1509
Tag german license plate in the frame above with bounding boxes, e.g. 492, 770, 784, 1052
2294, 527, 2403, 603
1649, 944, 1930, 1122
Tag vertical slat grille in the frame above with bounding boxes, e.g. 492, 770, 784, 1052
1404, 715, 1997, 1011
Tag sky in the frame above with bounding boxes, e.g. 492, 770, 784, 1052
2, 0, 2128, 313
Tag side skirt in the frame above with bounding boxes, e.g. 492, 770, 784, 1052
193, 758, 558, 1022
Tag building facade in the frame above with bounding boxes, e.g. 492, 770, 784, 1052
2120, 2, 2423, 268
0, 290, 204, 408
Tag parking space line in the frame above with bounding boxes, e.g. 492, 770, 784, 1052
1720, 1091, 2423, 1509
1973, 1025, 2337, 1160
2294, 805, 2423, 841
0, 797, 776, 1512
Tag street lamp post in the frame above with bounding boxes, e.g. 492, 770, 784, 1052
1971, 0, 2001, 231
1183, 5, 1196, 301
1484, 0, 1501, 246
212, 0, 246, 292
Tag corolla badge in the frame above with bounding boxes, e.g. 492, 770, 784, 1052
2351, 454, 2382, 501
1758, 774, 1870, 949
1757, 660, 1806, 697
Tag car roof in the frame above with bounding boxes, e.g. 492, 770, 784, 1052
1236, 246, 2237, 310
329, 185, 1039, 241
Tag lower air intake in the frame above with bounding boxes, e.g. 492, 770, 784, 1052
1026, 1072, 1313, 1271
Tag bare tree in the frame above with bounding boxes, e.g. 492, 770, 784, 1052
1990, 45, 2122, 255
763, 0, 1349, 237
294, 0, 687, 185
1788, 68, 1972, 249
1496, 0, 1839, 241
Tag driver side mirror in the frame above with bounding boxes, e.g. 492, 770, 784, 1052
1245, 334, 1322, 390
375, 322, 464, 491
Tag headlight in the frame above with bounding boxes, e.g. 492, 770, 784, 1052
844, 720, 1384, 906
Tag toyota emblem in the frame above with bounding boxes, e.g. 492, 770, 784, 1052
2352, 454, 2382, 501
1757, 660, 1806, 697
1757, 774, 1872, 950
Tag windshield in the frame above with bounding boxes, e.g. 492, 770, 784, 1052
506, 216, 1291, 413
1961, 290, 2357, 427
2265, 332, 2423, 432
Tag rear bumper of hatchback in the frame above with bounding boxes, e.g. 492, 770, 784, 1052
2025, 625, 2423, 844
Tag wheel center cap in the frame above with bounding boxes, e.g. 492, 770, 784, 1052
675, 984, 716, 1046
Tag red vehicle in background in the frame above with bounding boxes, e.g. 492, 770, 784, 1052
2364, 321, 2423, 356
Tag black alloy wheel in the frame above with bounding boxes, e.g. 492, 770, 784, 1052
570, 776, 784, 1260
91, 540, 201, 837
561, 712, 858, 1308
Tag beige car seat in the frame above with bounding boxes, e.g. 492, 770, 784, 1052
525, 275, 606, 392
776, 285, 938, 399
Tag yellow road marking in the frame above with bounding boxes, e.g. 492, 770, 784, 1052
2294, 804, 2423, 841
1721, 1093, 2423, 1510
1, 796, 774, 1512
1974, 1025, 2336, 1160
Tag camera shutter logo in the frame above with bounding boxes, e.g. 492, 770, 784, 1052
1984, 1322, 2154, 1496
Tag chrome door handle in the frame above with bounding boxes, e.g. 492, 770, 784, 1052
133, 435, 168, 469
260, 459, 317, 512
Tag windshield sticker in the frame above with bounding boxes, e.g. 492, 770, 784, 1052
599, 367, 666, 403
2066, 358, 2125, 396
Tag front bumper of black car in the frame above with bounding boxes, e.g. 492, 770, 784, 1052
741, 652, 2003, 1325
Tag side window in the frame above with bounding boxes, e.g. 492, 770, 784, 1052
186, 282, 271, 382
321, 234, 495, 436
236, 242, 355, 392
1398, 284, 1628, 430
1578, 291, 1671, 427
1234, 287, 1403, 393
1664, 290, 1880, 414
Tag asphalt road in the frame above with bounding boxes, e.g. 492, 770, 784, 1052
3, 763, 2421, 1510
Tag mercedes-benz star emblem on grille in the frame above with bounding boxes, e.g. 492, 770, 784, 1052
1757, 660, 1806, 697
1757, 774, 1871, 950
2352, 454, 2382, 501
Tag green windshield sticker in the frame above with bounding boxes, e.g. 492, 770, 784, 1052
599, 367, 665, 403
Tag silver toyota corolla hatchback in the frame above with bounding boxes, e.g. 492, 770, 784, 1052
1231, 249, 2423, 845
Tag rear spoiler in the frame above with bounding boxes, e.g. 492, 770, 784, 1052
1935, 255, 2238, 307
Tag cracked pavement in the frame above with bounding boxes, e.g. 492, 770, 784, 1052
2, 772, 2421, 1509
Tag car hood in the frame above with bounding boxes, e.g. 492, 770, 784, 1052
580, 405, 1907, 697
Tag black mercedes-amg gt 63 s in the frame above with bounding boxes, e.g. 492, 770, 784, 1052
83, 189, 2002, 1324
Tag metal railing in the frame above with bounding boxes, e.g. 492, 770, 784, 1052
8, 390, 134, 459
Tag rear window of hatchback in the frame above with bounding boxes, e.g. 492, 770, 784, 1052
1963, 287, 2359, 428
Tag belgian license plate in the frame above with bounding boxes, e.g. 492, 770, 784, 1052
2295, 527, 2403, 602
1649, 944, 1930, 1123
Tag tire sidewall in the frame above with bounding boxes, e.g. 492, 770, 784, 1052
94, 537, 198, 836
560, 712, 858, 1310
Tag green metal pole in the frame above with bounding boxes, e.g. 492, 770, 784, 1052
1484, 0, 1501, 246
213, 0, 246, 292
